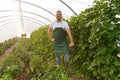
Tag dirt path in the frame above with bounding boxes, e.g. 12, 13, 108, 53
0, 41, 19, 62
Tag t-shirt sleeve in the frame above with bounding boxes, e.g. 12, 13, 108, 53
64, 22, 69, 30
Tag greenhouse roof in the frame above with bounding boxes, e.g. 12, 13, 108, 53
0, 0, 93, 42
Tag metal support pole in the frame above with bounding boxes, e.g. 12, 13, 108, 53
19, 0, 24, 33
59, 0, 78, 16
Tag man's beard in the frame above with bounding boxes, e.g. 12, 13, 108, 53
57, 18, 62, 21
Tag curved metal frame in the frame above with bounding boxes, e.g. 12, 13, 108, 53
0, 19, 42, 28
0, 20, 40, 41
0, 22, 38, 40
0, 15, 46, 25
72, 0, 91, 6
23, 10, 51, 22
0, 19, 42, 26
15, 0, 55, 17
0, 20, 41, 40
59, 0, 78, 16
0, 30, 18, 41
0, 0, 56, 42
0, 10, 52, 22
0, 20, 41, 33
0, 27, 19, 35
19, 0, 24, 33
0, 28, 19, 42
0, 17, 43, 27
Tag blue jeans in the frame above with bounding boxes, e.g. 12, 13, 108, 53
56, 53, 70, 65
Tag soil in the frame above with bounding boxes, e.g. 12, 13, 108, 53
0, 41, 19, 62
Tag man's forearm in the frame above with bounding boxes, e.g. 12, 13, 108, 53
68, 33, 74, 43
48, 30, 52, 40
48, 33, 52, 40
66, 29, 74, 43
48, 27, 54, 41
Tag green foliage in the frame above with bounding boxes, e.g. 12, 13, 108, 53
1, 74, 13, 80
0, 0, 120, 80
30, 26, 54, 55
1, 33, 71, 79
39, 65, 72, 80
30, 26, 71, 80
1, 54, 24, 79
66, 0, 120, 79
29, 55, 42, 72
0, 37, 19, 55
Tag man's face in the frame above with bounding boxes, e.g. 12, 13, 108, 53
56, 12, 62, 21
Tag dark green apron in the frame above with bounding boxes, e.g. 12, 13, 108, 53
53, 28, 69, 57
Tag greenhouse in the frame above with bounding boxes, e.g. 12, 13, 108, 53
0, 0, 120, 80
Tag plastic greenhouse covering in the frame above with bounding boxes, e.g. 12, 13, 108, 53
0, 0, 93, 42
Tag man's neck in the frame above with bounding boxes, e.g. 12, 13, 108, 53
57, 19, 62, 23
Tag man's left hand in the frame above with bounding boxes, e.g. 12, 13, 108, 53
69, 42, 74, 48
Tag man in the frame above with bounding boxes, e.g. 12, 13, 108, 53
48, 10, 74, 66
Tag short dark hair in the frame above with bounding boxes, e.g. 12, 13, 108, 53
56, 10, 62, 14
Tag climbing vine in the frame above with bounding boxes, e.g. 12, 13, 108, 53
67, 0, 120, 79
